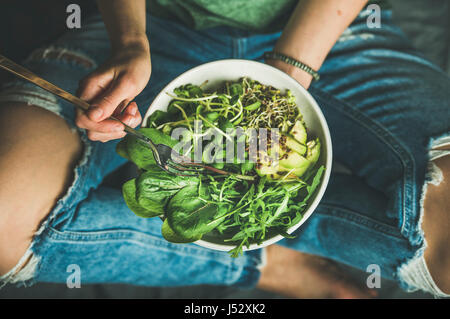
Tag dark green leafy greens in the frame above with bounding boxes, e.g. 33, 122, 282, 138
117, 78, 324, 257
166, 184, 229, 239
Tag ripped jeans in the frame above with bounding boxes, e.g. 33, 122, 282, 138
0, 10, 449, 297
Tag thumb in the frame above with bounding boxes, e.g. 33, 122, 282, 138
77, 70, 114, 103
87, 75, 136, 122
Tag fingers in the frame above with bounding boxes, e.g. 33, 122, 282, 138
76, 112, 124, 133
87, 130, 127, 143
116, 101, 142, 129
75, 63, 145, 142
87, 75, 139, 122
77, 70, 113, 103
76, 102, 142, 142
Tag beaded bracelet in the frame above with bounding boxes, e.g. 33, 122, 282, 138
263, 51, 320, 81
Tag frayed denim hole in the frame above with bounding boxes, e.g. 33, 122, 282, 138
416, 132, 450, 242
397, 251, 450, 298
24, 46, 97, 70
0, 84, 62, 116
0, 249, 40, 289
397, 132, 450, 298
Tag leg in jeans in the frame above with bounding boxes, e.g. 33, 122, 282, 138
1, 10, 447, 297
247, 10, 450, 297
0, 13, 380, 298
0, 14, 262, 289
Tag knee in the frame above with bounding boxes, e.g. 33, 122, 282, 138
424, 243, 450, 294
0, 103, 83, 276
0, 204, 45, 276
422, 153, 450, 294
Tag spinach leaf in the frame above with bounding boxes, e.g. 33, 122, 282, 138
166, 184, 228, 239
161, 219, 201, 243
116, 138, 130, 161
117, 128, 178, 170
136, 168, 199, 214
122, 178, 161, 218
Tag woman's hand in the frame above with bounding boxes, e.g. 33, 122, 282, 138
76, 38, 151, 142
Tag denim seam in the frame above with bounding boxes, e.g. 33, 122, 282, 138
33, 228, 250, 288
42, 224, 261, 281
42, 226, 244, 263
232, 38, 247, 59
240, 38, 247, 59
317, 203, 404, 239
40, 225, 259, 287
309, 87, 417, 238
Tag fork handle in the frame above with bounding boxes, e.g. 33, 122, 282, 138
0, 54, 91, 111
0, 54, 126, 121
0, 54, 150, 143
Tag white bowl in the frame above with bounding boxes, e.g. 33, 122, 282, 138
143, 59, 332, 252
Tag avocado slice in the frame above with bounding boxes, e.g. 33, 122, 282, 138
290, 120, 307, 144
276, 138, 321, 178
279, 152, 311, 177
256, 150, 310, 179
285, 136, 307, 155
255, 130, 321, 179
255, 149, 279, 175
279, 151, 308, 169
306, 138, 321, 166
256, 163, 279, 175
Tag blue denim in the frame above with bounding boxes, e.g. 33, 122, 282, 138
0, 10, 449, 295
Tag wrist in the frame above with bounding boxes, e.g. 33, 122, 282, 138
111, 33, 150, 53
273, 40, 324, 72
264, 51, 319, 81
264, 47, 318, 89
266, 58, 313, 89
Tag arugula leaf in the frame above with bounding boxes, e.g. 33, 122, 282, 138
289, 212, 303, 227
265, 191, 290, 224
304, 165, 325, 202
228, 239, 247, 258
277, 228, 298, 239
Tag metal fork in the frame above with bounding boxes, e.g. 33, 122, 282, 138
0, 54, 255, 180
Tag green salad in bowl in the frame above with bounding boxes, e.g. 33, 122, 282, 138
116, 60, 332, 257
